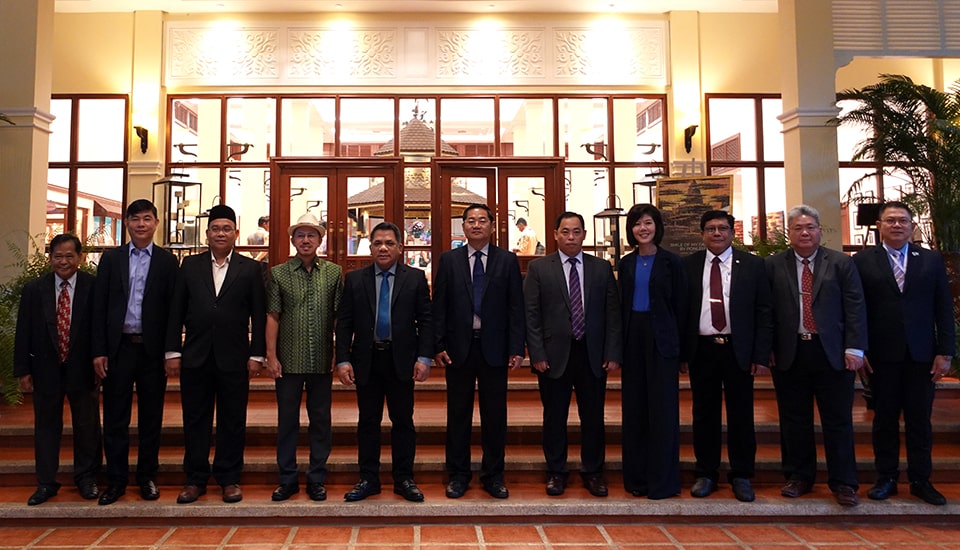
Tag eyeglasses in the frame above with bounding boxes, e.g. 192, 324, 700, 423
880, 217, 912, 226
703, 225, 731, 234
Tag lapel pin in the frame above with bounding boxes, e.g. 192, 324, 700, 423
911, 251, 919, 256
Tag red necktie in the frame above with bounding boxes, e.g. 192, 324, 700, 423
57, 280, 70, 363
801, 259, 817, 333
710, 257, 726, 332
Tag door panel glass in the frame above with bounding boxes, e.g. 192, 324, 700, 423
225, 97, 276, 162
560, 98, 608, 162
403, 166, 432, 273
449, 174, 488, 249
281, 98, 335, 156
346, 175, 385, 255
440, 98, 494, 157
78, 99, 126, 162
505, 175, 545, 256
709, 98, 757, 162
224, 166, 271, 247
341, 98, 395, 157
500, 98, 553, 157
614, 97, 665, 163
171, 98, 223, 162
711, 166, 758, 245
76, 167, 124, 245
47, 168, 70, 243
48, 99, 72, 163
289, 176, 330, 258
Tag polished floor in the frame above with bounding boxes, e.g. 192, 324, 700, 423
4, 522, 960, 549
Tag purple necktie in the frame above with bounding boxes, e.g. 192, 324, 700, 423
568, 258, 585, 340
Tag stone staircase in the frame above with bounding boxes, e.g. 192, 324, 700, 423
1, 368, 959, 524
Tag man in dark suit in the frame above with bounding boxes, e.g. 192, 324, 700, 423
14, 233, 101, 505
681, 210, 773, 503
853, 201, 955, 506
336, 221, 433, 502
766, 204, 867, 507
433, 204, 525, 499
164, 204, 266, 504
524, 211, 622, 497
92, 199, 179, 505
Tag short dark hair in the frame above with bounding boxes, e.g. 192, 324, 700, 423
125, 199, 158, 219
50, 233, 83, 254
625, 203, 664, 247
879, 201, 914, 220
370, 221, 402, 242
554, 211, 585, 230
516, 217, 527, 226
258, 216, 270, 227
462, 203, 494, 222
699, 210, 735, 231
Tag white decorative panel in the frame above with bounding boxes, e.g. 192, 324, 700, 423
164, 19, 668, 88
286, 28, 396, 80
436, 29, 544, 80
168, 27, 280, 82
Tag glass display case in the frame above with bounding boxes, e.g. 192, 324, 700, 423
152, 175, 203, 254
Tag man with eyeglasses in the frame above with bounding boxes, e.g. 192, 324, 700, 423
853, 201, 954, 506
766, 204, 867, 507
264, 213, 343, 502
681, 210, 773, 503
165, 204, 267, 505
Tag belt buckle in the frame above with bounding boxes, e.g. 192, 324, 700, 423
800, 332, 814, 341
712, 335, 728, 345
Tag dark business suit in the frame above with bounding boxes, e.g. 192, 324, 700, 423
682, 248, 772, 483
524, 251, 622, 479
336, 262, 433, 485
14, 271, 101, 490
766, 246, 867, 490
433, 244, 525, 485
618, 247, 687, 498
853, 244, 955, 483
93, 244, 178, 487
166, 251, 266, 487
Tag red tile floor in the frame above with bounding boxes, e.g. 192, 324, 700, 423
3, 522, 960, 549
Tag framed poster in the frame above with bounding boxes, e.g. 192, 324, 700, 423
655, 175, 733, 255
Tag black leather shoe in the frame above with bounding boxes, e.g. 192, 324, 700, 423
690, 477, 717, 498
781, 479, 812, 498
307, 482, 327, 501
344, 479, 381, 502
483, 481, 509, 499
834, 484, 859, 506
867, 478, 898, 500
910, 480, 947, 505
545, 475, 566, 496
731, 478, 755, 502
626, 485, 648, 497
272, 483, 299, 501
77, 479, 99, 500
583, 475, 608, 497
140, 480, 160, 501
393, 479, 424, 502
98, 485, 126, 506
445, 479, 468, 499
27, 485, 58, 506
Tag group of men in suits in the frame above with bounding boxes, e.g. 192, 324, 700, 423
14, 199, 953, 507
684, 203, 953, 507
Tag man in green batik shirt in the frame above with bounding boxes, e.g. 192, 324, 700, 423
264, 212, 343, 502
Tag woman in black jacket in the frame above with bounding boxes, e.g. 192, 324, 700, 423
617, 203, 687, 499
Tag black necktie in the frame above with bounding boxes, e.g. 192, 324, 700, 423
473, 250, 484, 317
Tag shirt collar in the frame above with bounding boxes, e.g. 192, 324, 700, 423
128, 241, 153, 256
56, 272, 78, 288
466, 242, 490, 257
210, 250, 233, 265
794, 248, 818, 264
376, 262, 398, 277
707, 246, 733, 264
882, 242, 909, 257
558, 250, 584, 264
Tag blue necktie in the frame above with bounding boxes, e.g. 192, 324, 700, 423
376, 271, 391, 341
473, 250, 484, 317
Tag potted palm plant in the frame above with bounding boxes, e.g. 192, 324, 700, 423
834, 73, 960, 375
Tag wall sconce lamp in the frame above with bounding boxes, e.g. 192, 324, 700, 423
683, 125, 698, 154
134, 126, 149, 154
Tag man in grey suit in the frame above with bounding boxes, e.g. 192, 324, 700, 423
766, 204, 867, 507
524, 211, 622, 497
854, 201, 955, 505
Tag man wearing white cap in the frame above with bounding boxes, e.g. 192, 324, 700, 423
265, 213, 343, 502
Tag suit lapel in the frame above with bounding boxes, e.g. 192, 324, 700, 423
71, 275, 89, 342
691, 251, 706, 310
903, 244, 922, 293
199, 252, 217, 298
785, 250, 800, 303
550, 253, 571, 308
43, 273, 58, 348
873, 246, 901, 294
218, 253, 242, 297
391, 264, 405, 308
120, 246, 131, 298
456, 246, 474, 307
364, 264, 378, 316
